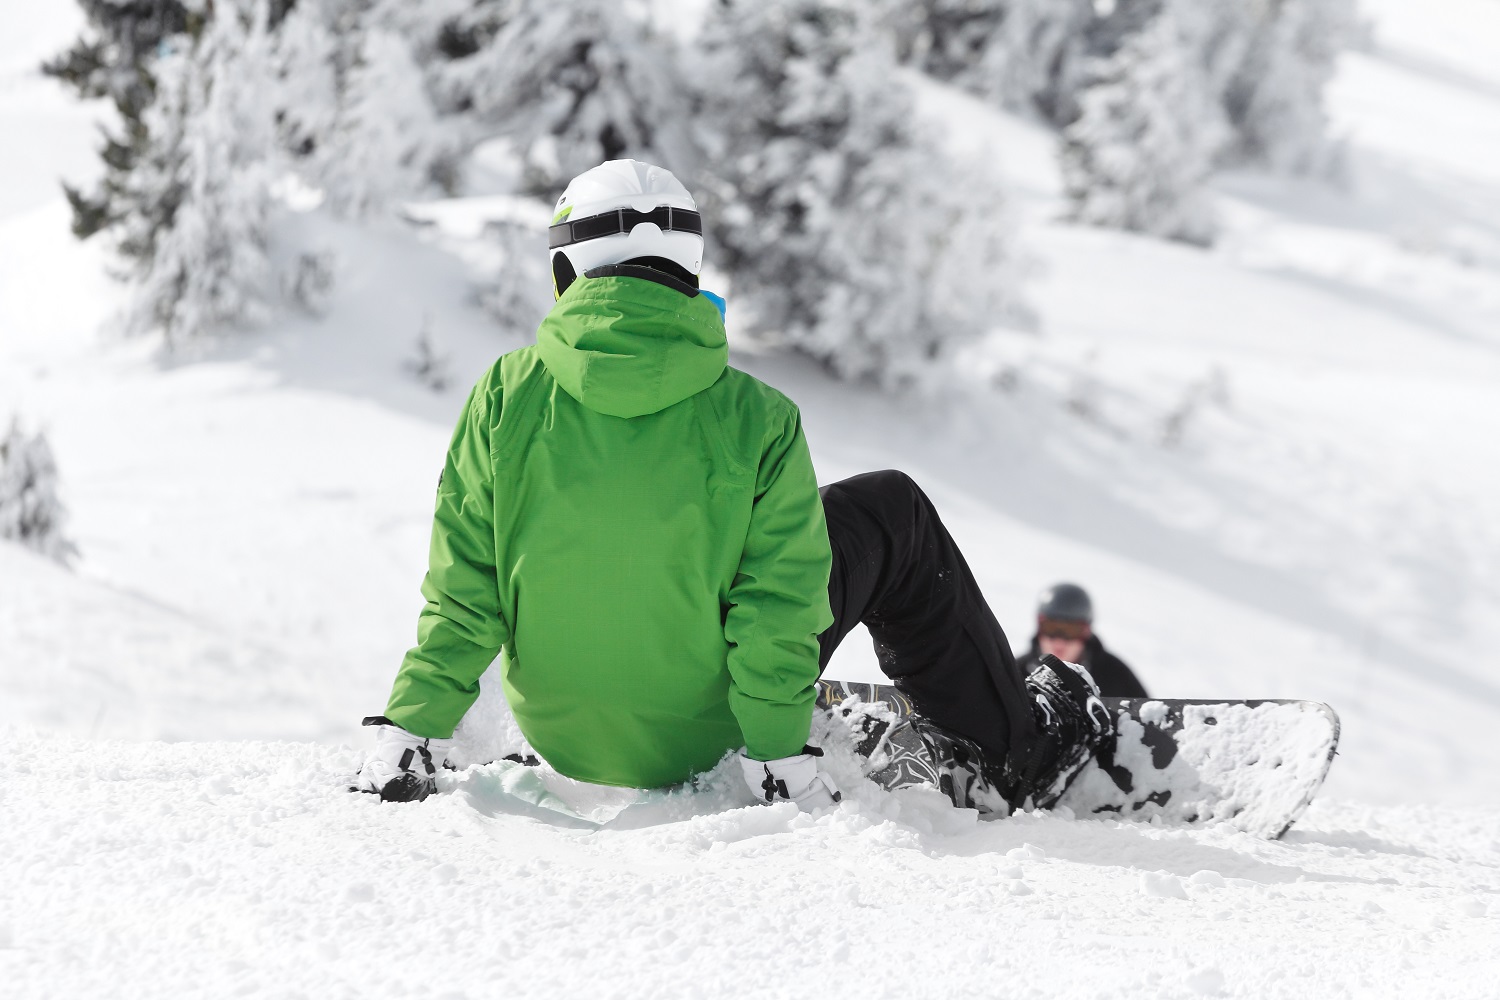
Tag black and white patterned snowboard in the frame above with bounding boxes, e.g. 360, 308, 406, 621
816, 679, 1340, 838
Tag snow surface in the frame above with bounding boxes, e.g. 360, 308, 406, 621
5, 735, 1499, 999
3, 1, 1500, 997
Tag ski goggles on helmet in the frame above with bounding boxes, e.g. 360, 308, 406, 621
1037, 617, 1091, 641
548, 205, 703, 250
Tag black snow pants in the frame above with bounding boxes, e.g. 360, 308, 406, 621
817, 471, 1040, 772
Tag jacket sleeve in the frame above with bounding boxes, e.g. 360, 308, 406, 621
723, 405, 834, 762
384, 374, 511, 739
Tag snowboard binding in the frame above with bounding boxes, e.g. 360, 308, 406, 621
1009, 654, 1116, 810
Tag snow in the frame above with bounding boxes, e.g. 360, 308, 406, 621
0, 541, 335, 741
3, 0, 1500, 996
4, 734, 1498, 999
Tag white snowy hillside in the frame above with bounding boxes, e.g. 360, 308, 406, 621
3, 0, 1500, 997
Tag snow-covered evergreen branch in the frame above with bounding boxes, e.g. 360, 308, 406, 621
692, 0, 1032, 386
0, 420, 78, 565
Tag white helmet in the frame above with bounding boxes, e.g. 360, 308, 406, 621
548, 159, 704, 297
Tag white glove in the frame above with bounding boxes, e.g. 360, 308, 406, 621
740, 746, 841, 811
354, 716, 453, 802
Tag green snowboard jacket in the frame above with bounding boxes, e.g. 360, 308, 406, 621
384, 266, 834, 788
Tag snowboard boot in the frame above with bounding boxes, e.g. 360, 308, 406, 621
1009, 653, 1115, 810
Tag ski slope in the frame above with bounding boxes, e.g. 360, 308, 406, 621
2, 1, 1499, 997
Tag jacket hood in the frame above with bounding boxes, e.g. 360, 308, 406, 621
536, 266, 728, 419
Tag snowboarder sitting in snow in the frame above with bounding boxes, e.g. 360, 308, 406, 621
355, 160, 1112, 812
1016, 583, 1149, 698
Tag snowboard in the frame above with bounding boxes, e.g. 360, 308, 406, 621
815, 679, 1340, 839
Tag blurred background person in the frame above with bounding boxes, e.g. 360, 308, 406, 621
1016, 583, 1148, 698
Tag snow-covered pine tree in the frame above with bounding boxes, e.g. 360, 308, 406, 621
45, 0, 322, 345
317, 26, 459, 217
0, 421, 78, 565
999, 0, 1101, 123
1221, 0, 1359, 175
266, 0, 346, 170
274, 0, 468, 218
1074, 0, 1357, 177
1060, 2, 1228, 245
428, 0, 693, 196
877, 0, 1095, 125
694, 0, 1030, 386
879, 0, 1013, 89
880, 0, 1355, 186
404, 316, 452, 392
43, 1, 203, 245
125, 1, 280, 343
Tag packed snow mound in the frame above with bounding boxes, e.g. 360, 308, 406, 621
0, 542, 338, 741
3, 733, 1497, 1000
